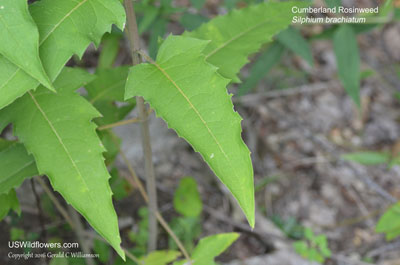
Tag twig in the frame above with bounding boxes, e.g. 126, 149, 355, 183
68, 206, 96, 265
321, 206, 388, 229
35, 176, 75, 228
97, 109, 153, 131
332, 254, 375, 265
82, 231, 143, 264
30, 178, 47, 240
124, 0, 158, 252
97, 117, 140, 131
118, 144, 192, 262
366, 240, 400, 258
34, 177, 142, 264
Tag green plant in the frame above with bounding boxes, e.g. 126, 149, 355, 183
169, 177, 203, 253
293, 228, 332, 263
271, 215, 304, 240
0, 0, 308, 263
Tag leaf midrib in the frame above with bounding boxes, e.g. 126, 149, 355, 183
39, 0, 89, 46
0, 160, 35, 187
205, 14, 282, 60
0, 14, 49, 87
27, 91, 99, 211
151, 57, 254, 224
89, 79, 125, 104
151, 61, 229, 160
0, 68, 20, 92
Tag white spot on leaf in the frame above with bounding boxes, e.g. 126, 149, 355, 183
210, 153, 214, 159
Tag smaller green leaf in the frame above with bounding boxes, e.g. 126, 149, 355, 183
94, 239, 111, 263
376, 202, 400, 240
223, 0, 240, 10
180, 13, 208, 31
0, 138, 15, 150
100, 131, 121, 166
192, 233, 239, 265
138, 6, 159, 34
175, 233, 239, 265
10, 228, 25, 241
308, 248, 324, 263
238, 42, 284, 96
319, 245, 332, 258
169, 217, 201, 253
86, 66, 135, 126
304, 227, 315, 241
0, 143, 38, 195
54, 67, 96, 93
379, 0, 393, 17
87, 67, 129, 103
129, 207, 149, 253
49, 258, 68, 265
277, 27, 313, 66
293, 241, 308, 256
333, 25, 361, 106
0, 189, 20, 220
190, 0, 206, 9
149, 19, 167, 59
325, 0, 342, 9
110, 167, 131, 200
0, 0, 53, 90
174, 177, 203, 217
342, 151, 390, 165
140, 250, 181, 265
185, 1, 309, 82
98, 32, 122, 70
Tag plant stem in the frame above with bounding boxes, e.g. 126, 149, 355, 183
30, 179, 46, 236
68, 206, 96, 265
124, 0, 158, 252
35, 176, 75, 228
97, 117, 140, 131
118, 146, 192, 262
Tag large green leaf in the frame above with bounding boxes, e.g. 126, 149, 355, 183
184, 1, 307, 82
30, 0, 125, 80
333, 25, 361, 106
0, 189, 20, 221
174, 233, 239, 265
0, 0, 53, 90
125, 36, 254, 227
1, 71, 124, 258
0, 143, 38, 195
0, 0, 125, 110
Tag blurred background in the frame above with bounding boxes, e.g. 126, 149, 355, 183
1, 0, 400, 264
